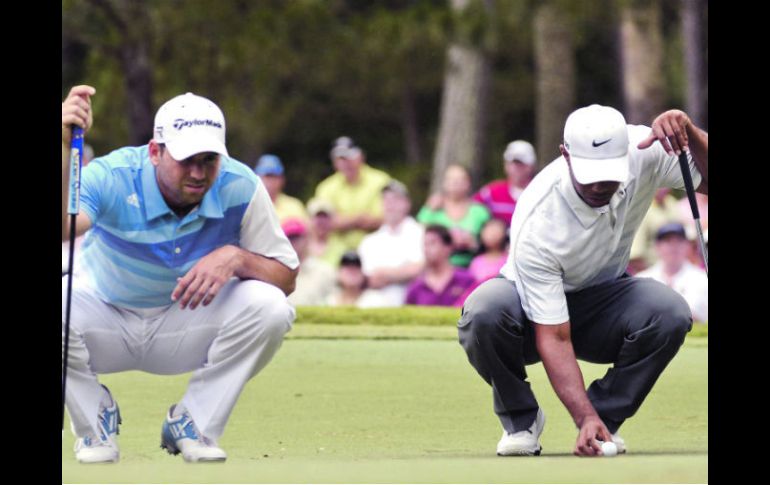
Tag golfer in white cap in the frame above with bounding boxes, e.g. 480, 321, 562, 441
61, 86, 299, 464
458, 105, 708, 457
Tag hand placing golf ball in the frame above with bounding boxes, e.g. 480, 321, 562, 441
600, 441, 618, 457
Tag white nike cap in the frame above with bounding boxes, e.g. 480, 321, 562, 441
153, 92, 228, 161
563, 104, 629, 185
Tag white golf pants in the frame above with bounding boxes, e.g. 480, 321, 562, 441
62, 276, 295, 440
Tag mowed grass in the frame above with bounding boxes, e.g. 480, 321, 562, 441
62, 324, 707, 483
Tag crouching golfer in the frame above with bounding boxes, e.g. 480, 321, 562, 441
458, 105, 707, 456
61, 86, 299, 463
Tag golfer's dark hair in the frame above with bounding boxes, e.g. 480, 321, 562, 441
425, 224, 453, 246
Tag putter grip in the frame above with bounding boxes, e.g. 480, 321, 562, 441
68, 126, 84, 215
677, 151, 700, 220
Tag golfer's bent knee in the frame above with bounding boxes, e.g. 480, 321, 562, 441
229, 280, 294, 338
643, 286, 693, 344
659, 295, 692, 342
260, 299, 294, 341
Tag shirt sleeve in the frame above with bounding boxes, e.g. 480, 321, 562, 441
79, 158, 114, 224
240, 180, 300, 270
512, 231, 569, 324
406, 225, 425, 265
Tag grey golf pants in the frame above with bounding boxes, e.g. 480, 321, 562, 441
458, 275, 693, 434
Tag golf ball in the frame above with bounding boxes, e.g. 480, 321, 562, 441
601, 441, 618, 457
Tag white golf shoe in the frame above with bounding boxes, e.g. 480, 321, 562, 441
73, 386, 121, 464
160, 405, 227, 462
496, 408, 546, 456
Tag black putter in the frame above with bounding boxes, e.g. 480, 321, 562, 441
677, 151, 708, 276
63, 125, 84, 430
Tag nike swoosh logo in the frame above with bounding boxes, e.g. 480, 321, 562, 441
592, 139, 611, 147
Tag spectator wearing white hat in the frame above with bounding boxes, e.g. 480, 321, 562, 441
473, 140, 538, 227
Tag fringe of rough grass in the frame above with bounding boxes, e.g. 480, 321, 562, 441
295, 306, 461, 326
293, 306, 708, 338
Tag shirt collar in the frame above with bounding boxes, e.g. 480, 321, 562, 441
383, 217, 410, 235
556, 158, 633, 229
141, 152, 225, 221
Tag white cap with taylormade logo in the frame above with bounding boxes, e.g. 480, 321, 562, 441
153, 92, 228, 160
563, 105, 629, 184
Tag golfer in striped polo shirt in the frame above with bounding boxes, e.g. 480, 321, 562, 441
61, 86, 299, 464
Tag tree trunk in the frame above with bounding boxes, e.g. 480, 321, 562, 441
401, 82, 422, 166
120, 42, 154, 145
121, 1, 154, 145
430, 0, 492, 192
533, 2, 575, 167
681, 0, 706, 128
620, 0, 665, 125
89, 0, 154, 145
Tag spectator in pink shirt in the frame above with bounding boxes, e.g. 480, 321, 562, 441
468, 218, 509, 283
473, 140, 537, 226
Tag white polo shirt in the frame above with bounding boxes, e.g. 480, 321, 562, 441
499, 125, 703, 324
357, 216, 425, 307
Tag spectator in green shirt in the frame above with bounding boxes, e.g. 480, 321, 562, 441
418, 164, 491, 267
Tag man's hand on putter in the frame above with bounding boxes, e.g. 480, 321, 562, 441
172, 245, 239, 310
637, 109, 691, 156
574, 415, 612, 457
62, 85, 96, 144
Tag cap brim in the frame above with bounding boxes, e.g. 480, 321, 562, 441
505, 156, 535, 166
165, 135, 228, 161
570, 155, 629, 185
330, 146, 351, 160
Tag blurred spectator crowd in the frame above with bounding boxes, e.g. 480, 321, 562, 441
64, 136, 707, 322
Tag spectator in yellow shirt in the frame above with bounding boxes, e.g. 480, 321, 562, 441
313, 138, 391, 250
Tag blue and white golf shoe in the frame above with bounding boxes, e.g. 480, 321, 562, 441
73, 385, 121, 464
160, 404, 227, 462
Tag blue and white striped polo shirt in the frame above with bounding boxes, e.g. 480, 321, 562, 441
77, 145, 299, 308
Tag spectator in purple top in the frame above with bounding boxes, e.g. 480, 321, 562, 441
406, 225, 478, 307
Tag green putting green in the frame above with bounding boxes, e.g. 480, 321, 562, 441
63, 324, 707, 483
